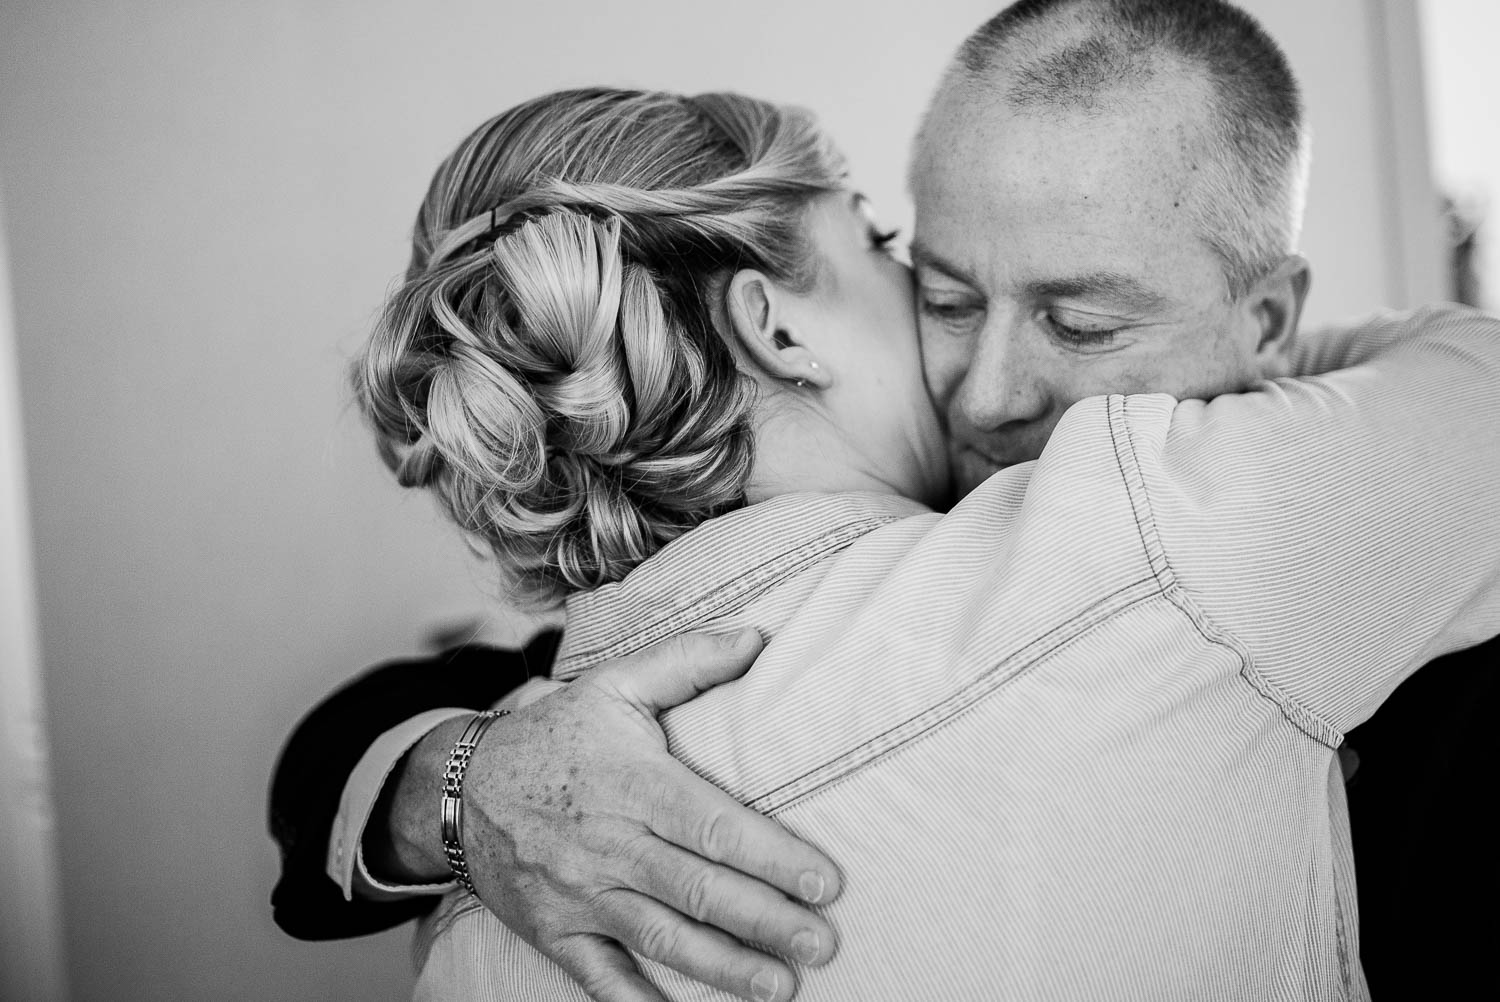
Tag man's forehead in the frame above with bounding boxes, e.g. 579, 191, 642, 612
910, 82, 1221, 297
910, 156, 1191, 279
914, 63, 1215, 190
919, 87, 1205, 187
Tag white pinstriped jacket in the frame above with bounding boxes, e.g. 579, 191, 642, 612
407, 306, 1500, 1001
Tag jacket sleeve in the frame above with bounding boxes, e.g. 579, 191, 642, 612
1134, 305, 1500, 735
267, 631, 561, 940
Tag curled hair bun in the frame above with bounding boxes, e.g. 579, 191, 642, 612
364, 208, 755, 601
355, 88, 844, 603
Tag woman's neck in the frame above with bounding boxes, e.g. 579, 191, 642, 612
741, 406, 915, 505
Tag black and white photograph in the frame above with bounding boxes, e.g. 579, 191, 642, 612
2, 1, 1496, 1000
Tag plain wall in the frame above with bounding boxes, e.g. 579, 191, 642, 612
0, 2, 1441, 1000
1420, 0, 1500, 309
0, 189, 69, 1002
1258, 0, 1445, 319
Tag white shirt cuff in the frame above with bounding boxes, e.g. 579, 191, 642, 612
326, 678, 572, 902
327, 708, 472, 902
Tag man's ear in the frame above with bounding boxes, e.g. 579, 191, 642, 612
1246, 254, 1311, 370
724, 270, 832, 387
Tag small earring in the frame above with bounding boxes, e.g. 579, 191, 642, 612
809, 361, 820, 370
794, 378, 807, 388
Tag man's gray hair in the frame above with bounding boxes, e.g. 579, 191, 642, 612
945, 0, 1309, 299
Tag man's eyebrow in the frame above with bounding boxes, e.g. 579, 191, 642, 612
1027, 274, 1174, 313
908, 241, 981, 288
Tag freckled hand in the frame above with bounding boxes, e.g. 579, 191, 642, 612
456, 630, 843, 1002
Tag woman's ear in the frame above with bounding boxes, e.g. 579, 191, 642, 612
724, 270, 832, 388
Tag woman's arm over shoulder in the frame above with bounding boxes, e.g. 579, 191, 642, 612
1123, 304, 1500, 734
268, 632, 558, 940
1285, 307, 1432, 377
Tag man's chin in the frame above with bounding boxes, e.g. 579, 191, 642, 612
953, 450, 1007, 497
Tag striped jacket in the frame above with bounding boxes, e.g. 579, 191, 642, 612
410, 306, 1500, 1001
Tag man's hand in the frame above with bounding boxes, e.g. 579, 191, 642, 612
375, 629, 842, 1002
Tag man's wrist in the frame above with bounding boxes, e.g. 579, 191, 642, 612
362, 714, 475, 886
441, 710, 508, 894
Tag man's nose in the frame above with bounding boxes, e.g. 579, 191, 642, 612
953, 318, 1050, 433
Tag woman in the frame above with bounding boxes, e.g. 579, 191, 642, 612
357, 87, 952, 999
359, 87, 949, 606
354, 87, 1500, 1001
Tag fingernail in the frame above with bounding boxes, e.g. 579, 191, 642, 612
749, 968, 779, 1002
798, 870, 825, 904
715, 628, 753, 649
791, 929, 820, 964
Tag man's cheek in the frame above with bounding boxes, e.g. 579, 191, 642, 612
918, 332, 967, 406
1153, 352, 1256, 401
1135, 322, 1256, 399
1099, 345, 1206, 399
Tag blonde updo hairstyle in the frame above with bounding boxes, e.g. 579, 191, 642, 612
355, 88, 848, 604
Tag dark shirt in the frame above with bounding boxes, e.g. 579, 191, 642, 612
1342, 635, 1497, 998
267, 631, 560, 940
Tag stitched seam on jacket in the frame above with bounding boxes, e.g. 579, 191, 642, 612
412, 893, 487, 973
554, 515, 902, 674
748, 576, 1161, 813
1108, 395, 1343, 749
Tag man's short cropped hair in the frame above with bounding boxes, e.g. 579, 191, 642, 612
948, 0, 1309, 299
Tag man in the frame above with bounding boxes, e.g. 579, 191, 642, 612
271, 1, 1498, 999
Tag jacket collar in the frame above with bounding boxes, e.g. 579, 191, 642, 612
553, 491, 926, 679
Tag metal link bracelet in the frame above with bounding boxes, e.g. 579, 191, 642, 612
440, 709, 509, 895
